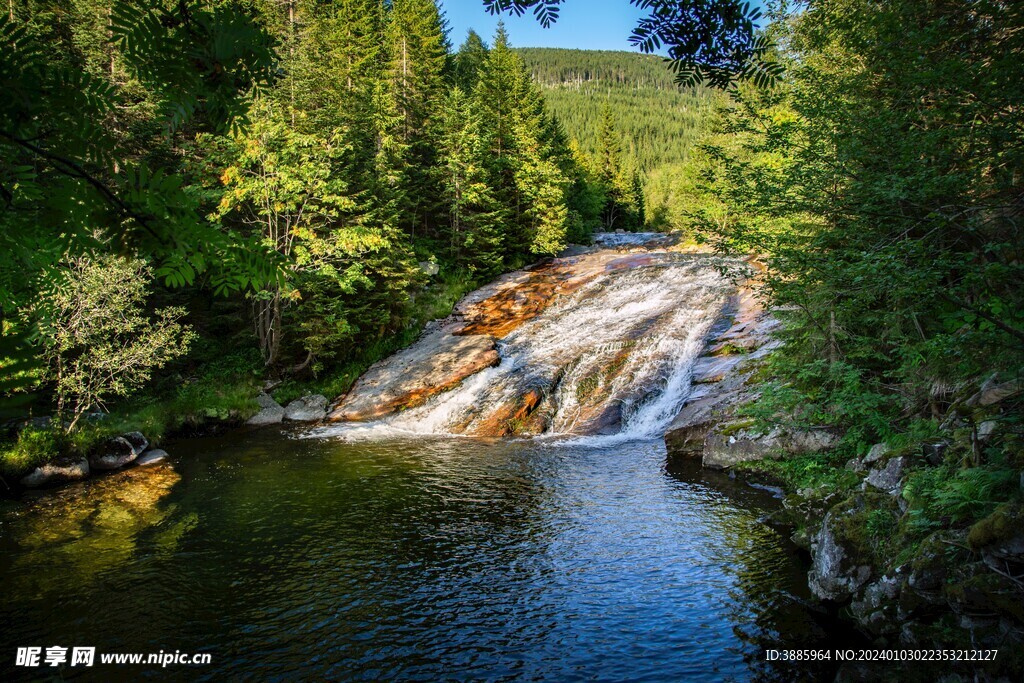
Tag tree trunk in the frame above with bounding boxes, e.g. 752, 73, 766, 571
255, 289, 283, 367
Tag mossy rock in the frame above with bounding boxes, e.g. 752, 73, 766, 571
904, 530, 970, 594
832, 494, 896, 565
717, 418, 757, 437
943, 566, 1024, 622
967, 502, 1024, 550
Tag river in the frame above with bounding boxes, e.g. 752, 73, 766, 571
0, 428, 843, 681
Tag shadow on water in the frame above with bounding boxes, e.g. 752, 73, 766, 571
0, 428, 852, 681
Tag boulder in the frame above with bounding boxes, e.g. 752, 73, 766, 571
284, 394, 329, 422
921, 440, 948, 465
808, 512, 873, 602
850, 574, 901, 635
703, 426, 784, 469
977, 420, 998, 441
248, 396, 285, 426
256, 393, 280, 409
121, 431, 149, 455
965, 376, 1022, 407
418, 260, 440, 276
702, 425, 837, 470
89, 436, 139, 470
864, 456, 907, 495
863, 442, 889, 465
20, 457, 89, 488
135, 449, 169, 466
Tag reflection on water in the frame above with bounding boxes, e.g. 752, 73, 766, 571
0, 429, 840, 681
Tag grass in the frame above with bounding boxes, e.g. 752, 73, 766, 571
0, 427, 62, 480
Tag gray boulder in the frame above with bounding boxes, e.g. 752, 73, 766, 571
20, 457, 90, 488
121, 431, 149, 455
864, 456, 907, 495
89, 436, 139, 470
135, 449, 169, 466
850, 574, 901, 635
864, 442, 889, 465
702, 425, 837, 470
419, 261, 440, 277
248, 394, 285, 425
284, 394, 329, 422
965, 376, 1022, 407
256, 393, 279, 409
808, 512, 873, 602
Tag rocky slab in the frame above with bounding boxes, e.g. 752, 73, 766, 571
329, 328, 500, 422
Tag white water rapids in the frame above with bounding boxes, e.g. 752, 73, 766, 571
311, 241, 735, 445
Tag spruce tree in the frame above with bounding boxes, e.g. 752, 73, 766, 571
437, 87, 505, 275
454, 29, 489, 92
385, 0, 449, 238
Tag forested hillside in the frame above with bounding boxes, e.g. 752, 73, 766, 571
518, 48, 717, 173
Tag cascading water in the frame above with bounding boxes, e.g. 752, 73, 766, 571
311, 238, 736, 444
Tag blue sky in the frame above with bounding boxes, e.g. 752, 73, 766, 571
439, 0, 653, 52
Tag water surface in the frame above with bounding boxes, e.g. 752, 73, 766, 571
0, 428, 839, 681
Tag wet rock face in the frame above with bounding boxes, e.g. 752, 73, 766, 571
328, 245, 726, 436
329, 330, 500, 422
663, 266, 794, 467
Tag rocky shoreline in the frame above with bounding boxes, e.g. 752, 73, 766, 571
9, 393, 330, 493
663, 275, 1024, 665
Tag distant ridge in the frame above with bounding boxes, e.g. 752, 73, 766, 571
516, 47, 719, 172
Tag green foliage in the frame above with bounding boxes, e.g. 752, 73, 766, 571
30, 255, 195, 432
0, 1, 279, 403
903, 466, 1019, 534
488, 1, 777, 88
518, 48, 719, 173
734, 451, 860, 492
690, 0, 1024, 450
0, 428, 62, 480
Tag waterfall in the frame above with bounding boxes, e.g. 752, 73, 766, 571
310, 238, 734, 445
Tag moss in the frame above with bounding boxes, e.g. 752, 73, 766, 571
829, 493, 899, 565
944, 569, 1024, 622
713, 341, 750, 356
967, 502, 1024, 550
717, 418, 757, 437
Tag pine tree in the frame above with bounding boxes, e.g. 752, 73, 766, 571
385, 0, 449, 237
437, 87, 505, 274
454, 29, 488, 92
596, 104, 631, 230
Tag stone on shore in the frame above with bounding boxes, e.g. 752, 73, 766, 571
122, 431, 149, 455
20, 457, 90, 488
808, 511, 873, 602
283, 394, 329, 422
90, 436, 141, 471
135, 449, 169, 466
248, 394, 285, 426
